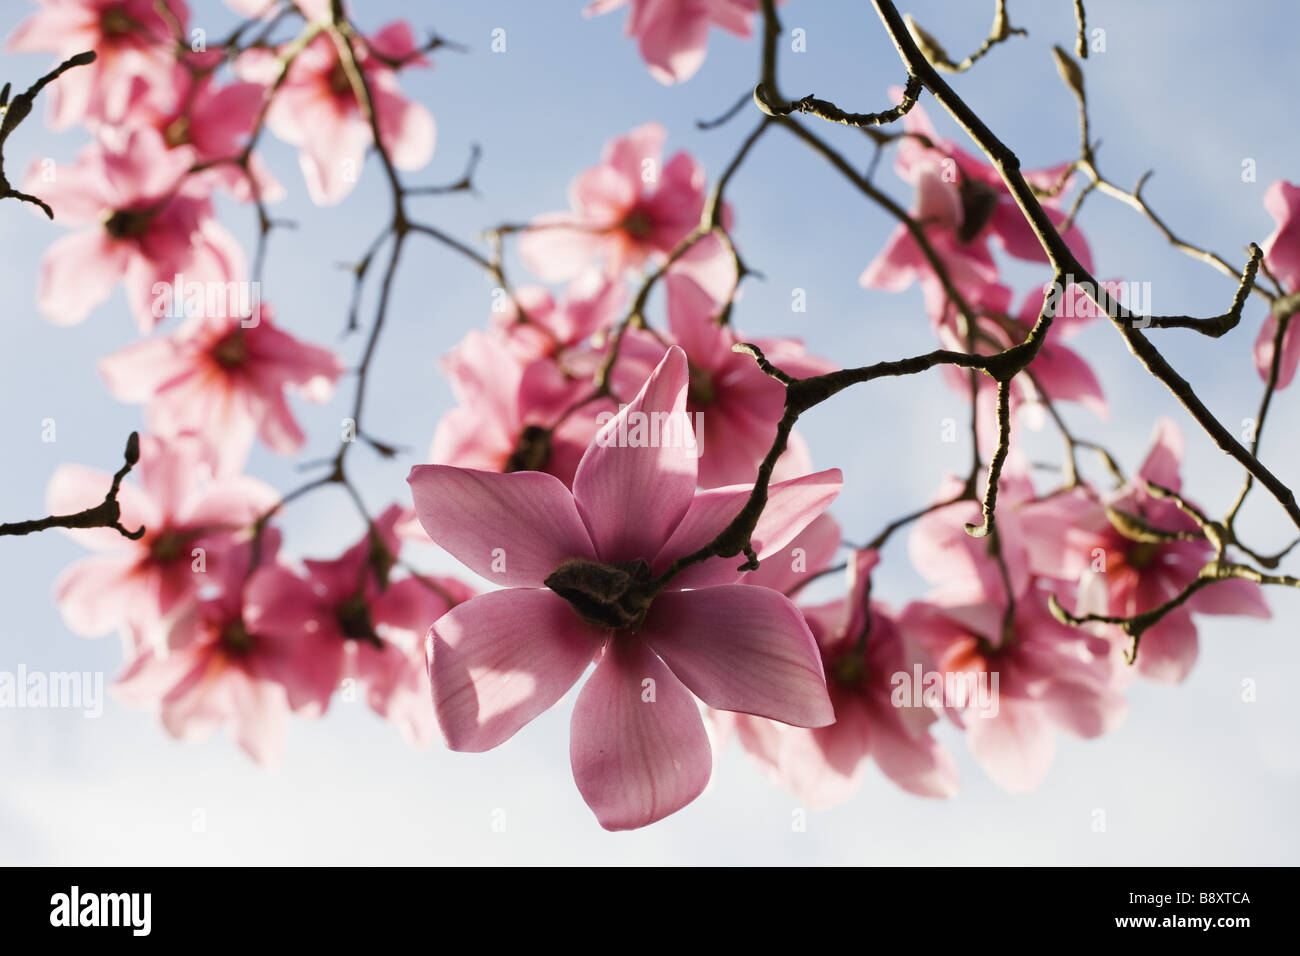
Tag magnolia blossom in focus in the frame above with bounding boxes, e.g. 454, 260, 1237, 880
409, 347, 841, 828
626, 233, 836, 487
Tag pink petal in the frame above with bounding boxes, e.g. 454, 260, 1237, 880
639, 585, 833, 727
966, 697, 1056, 793
571, 346, 697, 563
859, 224, 925, 291
867, 700, 960, 798
374, 86, 436, 172
602, 122, 666, 183
743, 511, 841, 594
1187, 578, 1271, 619
653, 469, 842, 587
1136, 417, 1184, 491
428, 589, 605, 752
1262, 180, 1300, 290
518, 212, 610, 283
37, 230, 130, 325
570, 638, 712, 830
635, 1, 710, 84
407, 466, 596, 586
1253, 314, 1300, 389
53, 554, 139, 636
1134, 608, 1198, 684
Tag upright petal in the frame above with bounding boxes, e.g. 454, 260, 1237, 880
1136, 417, 1184, 491
571, 346, 696, 562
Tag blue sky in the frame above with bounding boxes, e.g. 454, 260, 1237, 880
1, 0, 1298, 864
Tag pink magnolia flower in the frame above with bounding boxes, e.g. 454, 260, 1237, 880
430, 330, 617, 487
236, 21, 435, 206
25, 126, 245, 330
488, 269, 627, 363
585, 0, 767, 85
728, 546, 960, 807
1021, 419, 1271, 683
408, 346, 841, 829
899, 583, 1125, 794
47, 434, 276, 644
242, 506, 463, 728
519, 123, 705, 282
1254, 180, 1300, 388
114, 532, 292, 767
861, 95, 1092, 318
6, 0, 188, 129
351, 572, 477, 749
936, 283, 1107, 433
98, 303, 344, 474
128, 55, 284, 202
628, 233, 836, 487
905, 477, 1127, 791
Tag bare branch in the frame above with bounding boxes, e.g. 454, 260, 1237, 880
0, 433, 144, 540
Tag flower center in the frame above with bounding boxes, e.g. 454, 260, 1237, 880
211, 329, 248, 368
328, 61, 355, 98
149, 530, 187, 563
504, 425, 552, 473
335, 593, 384, 647
100, 7, 136, 37
621, 208, 654, 240
956, 177, 1000, 243
103, 208, 154, 240
830, 652, 865, 687
220, 619, 256, 654
163, 114, 192, 147
545, 557, 656, 631
687, 361, 715, 407
1127, 540, 1160, 570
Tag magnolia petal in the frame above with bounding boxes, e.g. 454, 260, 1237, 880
640, 585, 834, 728
570, 638, 711, 830
407, 465, 596, 587
429, 589, 604, 752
